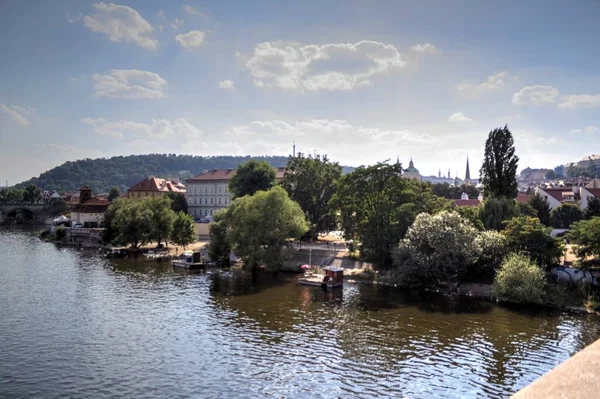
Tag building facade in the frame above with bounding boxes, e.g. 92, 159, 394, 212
403, 158, 421, 180
126, 177, 186, 199
185, 167, 286, 219
69, 186, 110, 228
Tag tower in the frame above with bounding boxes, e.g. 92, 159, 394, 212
438, 169, 441, 178
448, 169, 451, 179
292, 141, 296, 157
465, 156, 471, 184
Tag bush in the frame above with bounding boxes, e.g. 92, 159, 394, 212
492, 253, 546, 304
566, 217, 600, 263
470, 230, 509, 282
503, 216, 564, 268
55, 226, 66, 240
479, 197, 519, 231
550, 203, 584, 229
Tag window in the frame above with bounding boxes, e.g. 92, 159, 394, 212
210, 198, 213, 205
218, 198, 221, 205
204, 198, 208, 204
218, 186, 221, 193
225, 198, 228, 205
194, 198, 197, 204
204, 209, 207, 216
210, 209, 213, 216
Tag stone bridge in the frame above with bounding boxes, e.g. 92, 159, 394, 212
0, 203, 59, 224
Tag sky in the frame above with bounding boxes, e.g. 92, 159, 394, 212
1, 0, 600, 185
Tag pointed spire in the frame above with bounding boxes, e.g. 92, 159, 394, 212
292, 141, 296, 157
409, 156, 414, 168
465, 154, 471, 182
396, 154, 400, 165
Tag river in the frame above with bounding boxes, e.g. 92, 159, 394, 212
1, 227, 598, 398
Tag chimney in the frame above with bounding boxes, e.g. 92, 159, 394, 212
460, 192, 469, 200
477, 193, 483, 202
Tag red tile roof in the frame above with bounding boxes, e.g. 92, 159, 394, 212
127, 177, 186, 193
187, 167, 286, 182
454, 199, 481, 207
70, 197, 110, 213
585, 188, 600, 197
539, 187, 579, 203
516, 194, 534, 204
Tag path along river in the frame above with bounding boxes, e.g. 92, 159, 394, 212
1, 227, 599, 398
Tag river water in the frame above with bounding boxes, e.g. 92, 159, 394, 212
1, 227, 599, 398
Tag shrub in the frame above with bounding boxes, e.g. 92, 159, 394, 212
55, 226, 66, 240
502, 216, 563, 268
470, 230, 509, 282
479, 197, 519, 231
492, 253, 546, 304
566, 217, 600, 263
550, 203, 584, 229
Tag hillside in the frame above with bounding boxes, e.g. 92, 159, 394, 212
17, 154, 354, 193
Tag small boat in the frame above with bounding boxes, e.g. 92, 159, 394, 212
171, 250, 204, 269
298, 266, 344, 288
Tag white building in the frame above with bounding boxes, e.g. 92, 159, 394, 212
185, 167, 286, 219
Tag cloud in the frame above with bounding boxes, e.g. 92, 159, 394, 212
157, 10, 164, 18
570, 126, 598, 133
558, 94, 600, 110
512, 85, 559, 105
182, 5, 203, 16
0, 104, 31, 126
241, 40, 414, 91
175, 30, 206, 48
410, 43, 438, 54
31, 143, 80, 152
448, 112, 474, 122
83, 2, 157, 49
67, 13, 82, 24
82, 117, 201, 140
457, 72, 508, 95
172, 19, 184, 30
218, 80, 235, 89
92, 69, 167, 99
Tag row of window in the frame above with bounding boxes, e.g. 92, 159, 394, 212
189, 185, 229, 194
192, 209, 213, 216
191, 197, 228, 205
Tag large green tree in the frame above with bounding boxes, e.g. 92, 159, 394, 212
165, 192, 188, 214
502, 216, 564, 268
478, 197, 519, 231
102, 198, 127, 243
207, 211, 232, 266
0, 188, 24, 204
220, 186, 308, 271
145, 196, 176, 247
108, 187, 121, 201
229, 160, 276, 199
528, 194, 551, 225
280, 153, 342, 240
431, 183, 480, 200
550, 203, 584, 229
479, 125, 519, 199
330, 162, 451, 268
566, 217, 600, 263
111, 200, 153, 251
585, 196, 600, 219
170, 211, 196, 249
22, 184, 42, 204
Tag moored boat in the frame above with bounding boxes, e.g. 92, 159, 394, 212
298, 266, 344, 288
171, 250, 204, 269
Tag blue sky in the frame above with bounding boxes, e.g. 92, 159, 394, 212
1, 0, 599, 184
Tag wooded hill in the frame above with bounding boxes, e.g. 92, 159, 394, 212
17, 154, 355, 193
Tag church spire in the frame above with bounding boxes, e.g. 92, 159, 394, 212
409, 156, 414, 168
465, 155, 471, 183
292, 141, 296, 157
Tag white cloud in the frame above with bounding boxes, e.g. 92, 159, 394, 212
241, 40, 412, 91
218, 80, 235, 89
457, 72, 508, 95
570, 126, 598, 133
82, 117, 201, 140
83, 2, 157, 49
31, 143, 80, 152
448, 112, 474, 123
558, 94, 600, 110
0, 104, 31, 126
157, 10, 164, 18
182, 5, 203, 16
67, 13, 82, 24
172, 19, 184, 30
410, 43, 438, 54
92, 69, 167, 99
512, 85, 559, 105
175, 30, 206, 48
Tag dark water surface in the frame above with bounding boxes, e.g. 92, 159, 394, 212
1, 227, 599, 398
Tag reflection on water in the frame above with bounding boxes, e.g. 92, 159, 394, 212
1, 226, 599, 398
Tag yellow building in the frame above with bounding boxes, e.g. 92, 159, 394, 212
126, 177, 186, 199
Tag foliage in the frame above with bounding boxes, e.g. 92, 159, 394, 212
145, 196, 176, 247
170, 211, 196, 249
208, 211, 232, 266
0, 188, 24, 203
567, 164, 600, 178
550, 203, 584, 229
492, 253, 546, 304
280, 153, 342, 239
229, 160, 276, 199
479, 125, 519, 199
331, 162, 451, 269
431, 183, 479, 200
585, 196, 600, 219
55, 226, 66, 240
454, 206, 484, 230
220, 186, 308, 270
517, 202, 537, 217
102, 198, 126, 243
545, 170, 557, 180
479, 197, 518, 231
393, 211, 480, 287
567, 217, 600, 262
165, 192, 188, 214
528, 194, 551, 225
471, 230, 509, 282
111, 200, 153, 250
22, 184, 42, 204
48, 198, 68, 215
108, 187, 121, 201
502, 216, 564, 268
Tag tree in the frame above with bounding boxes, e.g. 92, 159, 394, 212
502, 216, 564, 268
479, 197, 519, 231
102, 198, 127, 243
492, 253, 545, 305
145, 196, 176, 247
221, 186, 308, 271
550, 203, 584, 229
516, 202, 537, 217
585, 196, 600, 219
545, 170, 557, 180
229, 160, 276, 199
111, 200, 153, 251
471, 230, 509, 282
170, 211, 197, 249
331, 162, 451, 269
108, 187, 121, 201
280, 153, 342, 240
0, 188, 24, 204
528, 194, 551, 225
566, 217, 600, 263
454, 206, 484, 231
165, 192, 188, 214
479, 125, 519, 199
431, 183, 479, 200
22, 184, 42, 204
393, 211, 480, 288
208, 211, 232, 266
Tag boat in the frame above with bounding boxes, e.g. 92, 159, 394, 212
171, 250, 204, 269
298, 266, 344, 288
